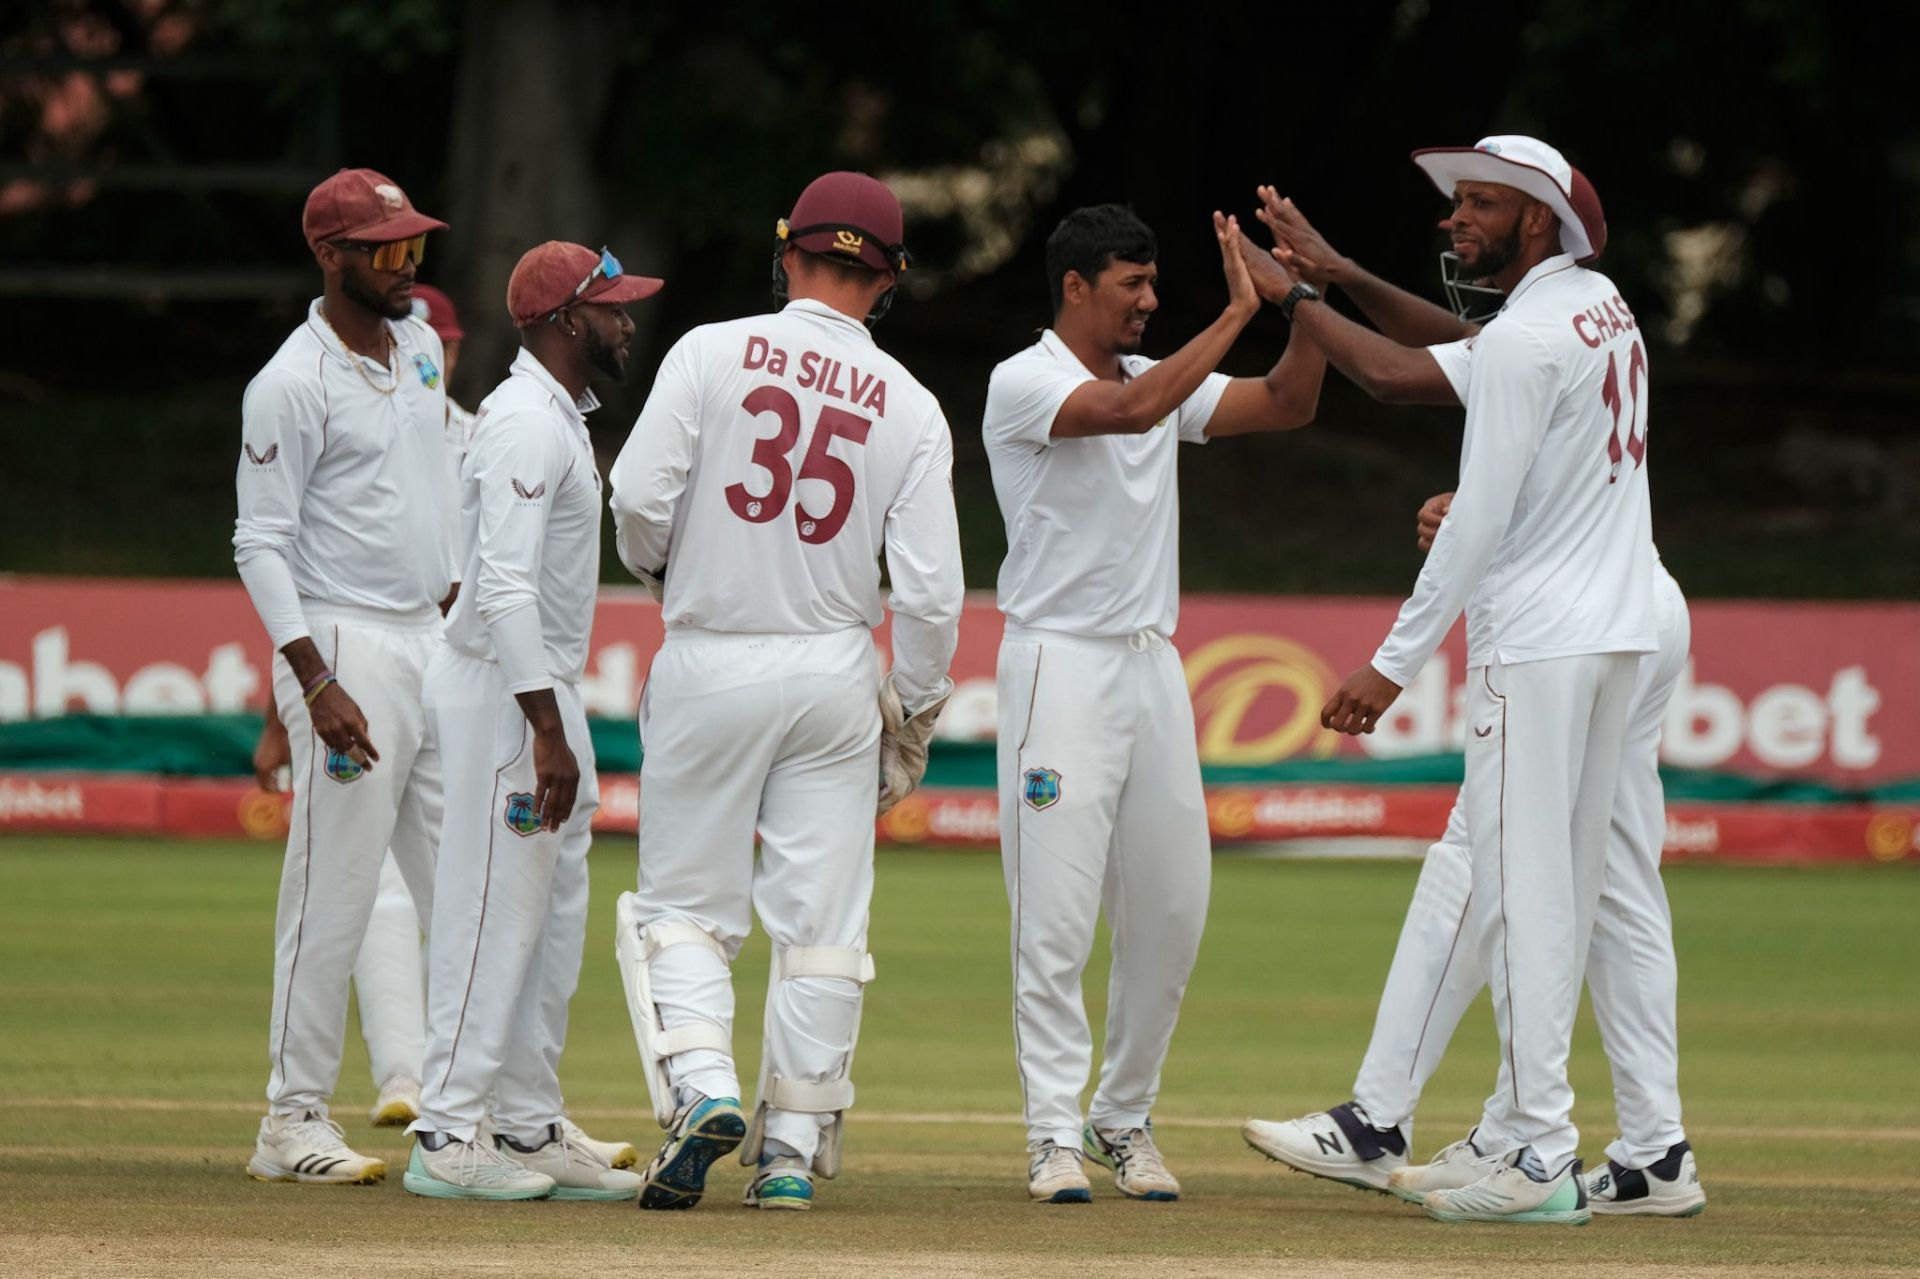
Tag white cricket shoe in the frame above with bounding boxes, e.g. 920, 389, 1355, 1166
743, 1153, 815, 1210
1424, 1146, 1591, 1225
402, 1133, 555, 1200
1242, 1101, 1408, 1193
497, 1123, 643, 1201
246, 1110, 385, 1184
1027, 1139, 1092, 1204
1084, 1121, 1181, 1201
369, 1075, 421, 1128
1585, 1141, 1707, 1217
1386, 1131, 1498, 1203
562, 1117, 638, 1170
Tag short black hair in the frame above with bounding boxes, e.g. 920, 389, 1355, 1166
1045, 204, 1156, 312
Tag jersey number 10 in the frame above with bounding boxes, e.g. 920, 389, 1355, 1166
1600, 339, 1648, 484
725, 385, 871, 544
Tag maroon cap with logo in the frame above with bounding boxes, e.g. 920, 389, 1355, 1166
302, 168, 447, 249
779, 171, 908, 273
506, 241, 664, 328
409, 284, 464, 342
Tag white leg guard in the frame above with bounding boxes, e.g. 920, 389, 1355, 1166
739, 944, 875, 1179
614, 892, 734, 1127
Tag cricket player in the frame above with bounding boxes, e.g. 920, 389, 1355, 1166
608, 171, 963, 1212
403, 241, 661, 1201
236, 168, 456, 1185
984, 204, 1327, 1204
1236, 184, 1703, 1218
1263, 136, 1658, 1224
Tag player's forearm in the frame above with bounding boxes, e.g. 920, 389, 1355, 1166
1336, 263, 1476, 347
512, 686, 565, 736
1260, 332, 1327, 427
1097, 306, 1254, 434
236, 549, 311, 651
1293, 303, 1455, 406
887, 612, 958, 715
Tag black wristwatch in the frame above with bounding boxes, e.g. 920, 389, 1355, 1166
1279, 280, 1322, 323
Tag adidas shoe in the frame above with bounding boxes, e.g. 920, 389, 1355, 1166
246, 1110, 385, 1185
369, 1075, 421, 1128
639, 1094, 746, 1210
743, 1153, 814, 1210
562, 1117, 638, 1170
402, 1132, 555, 1200
1386, 1131, 1497, 1203
1585, 1141, 1706, 1217
1084, 1121, 1180, 1201
1027, 1139, 1092, 1204
1424, 1146, 1591, 1225
1242, 1101, 1408, 1193
498, 1123, 644, 1201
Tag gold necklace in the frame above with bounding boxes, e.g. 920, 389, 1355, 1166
318, 305, 398, 397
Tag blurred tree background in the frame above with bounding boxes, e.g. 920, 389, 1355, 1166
2, 0, 1916, 596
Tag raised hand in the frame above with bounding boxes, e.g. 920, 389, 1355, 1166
1255, 186, 1348, 290
1214, 211, 1259, 318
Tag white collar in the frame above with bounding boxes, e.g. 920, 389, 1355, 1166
510, 347, 600, 427
1505, 254, 1579, 308
782, 297, 875, 344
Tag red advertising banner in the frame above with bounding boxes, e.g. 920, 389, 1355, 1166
2, 576, 1916, 784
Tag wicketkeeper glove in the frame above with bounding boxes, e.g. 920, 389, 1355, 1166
877, 673, 949, 816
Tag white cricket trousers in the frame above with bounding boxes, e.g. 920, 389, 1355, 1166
632, 626, 881, 1164
1448, 648, 1642, 1169
1353, 578, 1690, 1170
265, 603, 441, 1117
353, 853, 425, 1089
414, 645, 599, 1143
997, 625, 1211, 1150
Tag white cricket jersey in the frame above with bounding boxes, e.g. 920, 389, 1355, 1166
234, 299, 458, 649
984, 329, 1230, 638
609, 298, 963, 710
1373, 255, 1656, 686
443, 349, 604, 694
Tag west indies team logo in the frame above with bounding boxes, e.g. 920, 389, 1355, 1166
323, 749, 364, 783
503, 791, 542, 837
412, 353, 441, 389
1022, 766, 1061, 812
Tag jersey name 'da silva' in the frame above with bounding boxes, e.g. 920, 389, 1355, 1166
742, 334, 889, 415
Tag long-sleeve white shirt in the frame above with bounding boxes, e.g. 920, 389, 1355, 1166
442, 348, 604, 693
1372, 255, 1656, 686
983, 329, 1230, 639
608, 298, 963, 712
233, 299, 458, 648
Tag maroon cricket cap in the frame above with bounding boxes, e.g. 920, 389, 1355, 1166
778, 171, 908, 273
301, 168, 447, 249
506, 241, 664, 328
408, 284, 464, 342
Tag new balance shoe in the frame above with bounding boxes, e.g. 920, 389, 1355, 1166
1424, 1146, 1591, 1225
1585, 1141, 1707, 1217
1386, 1131, 1497, 1203
1242, 1101, 1408, 1193
639, 1094, 746, 1210
498, 1123, 644, 1201
1027, 1139, 1092, 1204
562, 1117, 638, 1170
1084, 1121, 1181, 1201
369, 1075, 421, 1128
743, 1153, 814, 1210
246, 1110, 385, 1184
402, 1132, 555, 1200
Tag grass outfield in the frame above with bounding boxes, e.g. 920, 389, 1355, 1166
1, 837, 1917, 1277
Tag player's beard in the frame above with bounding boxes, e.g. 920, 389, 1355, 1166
1461, 221, 1522, 283
583, 325, 628, 384
340, 267, 412, 320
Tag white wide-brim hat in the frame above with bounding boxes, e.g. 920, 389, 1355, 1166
1412, 135, 1607, 264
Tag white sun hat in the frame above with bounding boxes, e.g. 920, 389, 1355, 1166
1412, 135, 1607, 264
